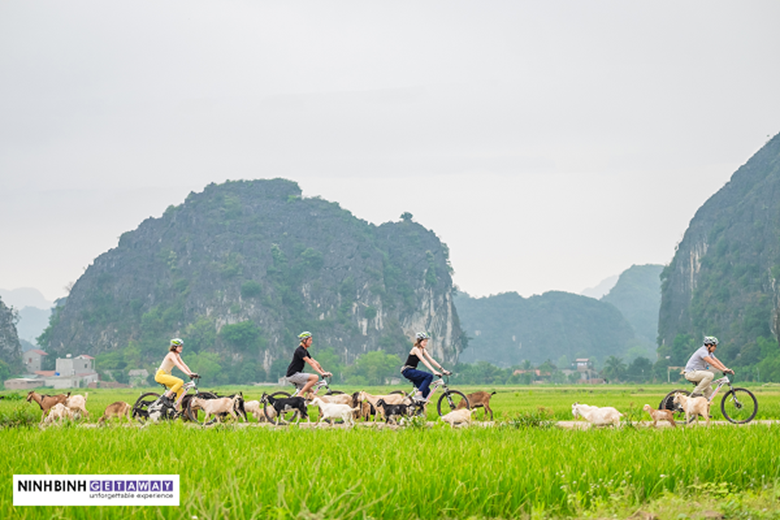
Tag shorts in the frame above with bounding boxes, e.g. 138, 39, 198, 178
286, 372, 313, 389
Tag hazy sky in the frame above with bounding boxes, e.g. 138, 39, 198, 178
1, 1, 779, 304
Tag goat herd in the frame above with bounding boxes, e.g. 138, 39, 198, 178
25, 390, 129, 428
257, 389, 496, 427
24, 389, 498, 429
25, 389, 710, 430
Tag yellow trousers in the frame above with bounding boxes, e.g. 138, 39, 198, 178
155, 369, 185, 401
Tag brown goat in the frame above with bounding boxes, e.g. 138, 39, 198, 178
643, 404, 676, 428
98, 401, 133, 425
456, 391, 496, 420
26, 391, 71, 422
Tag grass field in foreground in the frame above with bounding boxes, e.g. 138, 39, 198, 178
2, 384, 780, 519
2, 422, 780, 519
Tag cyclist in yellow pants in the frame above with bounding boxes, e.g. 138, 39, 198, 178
155, 338, 197, 409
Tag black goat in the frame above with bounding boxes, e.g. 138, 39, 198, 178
375, 399, 410, 424
261, 393, 308, 424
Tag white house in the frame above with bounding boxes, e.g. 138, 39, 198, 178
23, 349, 48, 373
4, 353, 100, 390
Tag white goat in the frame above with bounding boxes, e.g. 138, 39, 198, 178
244, 399, 278, 422
441, 408, 472, 428
41, 403, 74, 428
673, 393, 710, 426
190, 395, 241, 424
571, 402, 623, 427
310, 397, 359, 426
65, 393, 89, 419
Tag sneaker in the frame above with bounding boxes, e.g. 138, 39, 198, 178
412, 395, 427, 403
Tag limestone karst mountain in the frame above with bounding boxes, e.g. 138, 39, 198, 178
39, 179, 464, 382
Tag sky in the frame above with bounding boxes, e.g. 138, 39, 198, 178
1, 1, 779, 305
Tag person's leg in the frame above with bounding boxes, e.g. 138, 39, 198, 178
404, 369, 434, 400
155, 371, 183, 400
401, 368, 422, 399
300, 374, 319, 398
171, 379, 186, 408
418, 372, 434, 399
685, 370, 714, 398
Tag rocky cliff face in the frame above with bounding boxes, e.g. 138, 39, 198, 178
0, 296, 22, 369
41, 179, 463, 374
658, 132, 780, 364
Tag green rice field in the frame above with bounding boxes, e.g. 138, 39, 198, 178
3, 383, 780, 519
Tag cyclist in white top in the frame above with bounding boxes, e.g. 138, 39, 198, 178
683, 336, 733, 398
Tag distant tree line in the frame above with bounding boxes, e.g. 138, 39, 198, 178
92, 343, 672, 387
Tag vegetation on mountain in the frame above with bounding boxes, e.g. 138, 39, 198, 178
658, 132, 780, 381
38, 179, 463, 384
454, 290, 639, 369
0, 297, 22, 379
600, 264, 663, 357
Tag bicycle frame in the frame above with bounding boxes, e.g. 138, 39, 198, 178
290, 376, 332, 398
174, 378, 199, 409
706, 375, 731, 403
409, 375, 448, 402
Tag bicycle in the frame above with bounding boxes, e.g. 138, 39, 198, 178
393, 374, 471, 417
659, 372, 758, 424
263, 375, 344, 423
132, 375, 228, 425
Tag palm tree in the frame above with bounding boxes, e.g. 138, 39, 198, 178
602, 356, 627, 383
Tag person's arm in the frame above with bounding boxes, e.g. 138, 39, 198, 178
415, 348, 441, 375
173, 354, 195, 377
305, 356, 332, 377
422, 349, 452, 376
703, 355, 732, 374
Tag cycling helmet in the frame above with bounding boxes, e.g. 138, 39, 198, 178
170, 338, 184, 347
415, 332, 430, 341
298, 331, 313, 340
703, 336, 719, 346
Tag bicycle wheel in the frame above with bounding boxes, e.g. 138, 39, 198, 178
186, 391, 219, 425
132, 392, 160, 422
263, 391, 297, 424
659, 389, 691, 424
720, 388, 758, 424
437, 390, 470, 417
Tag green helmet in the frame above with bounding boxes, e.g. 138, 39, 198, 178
298, 331, 313, 340
170, 338, 183, 347
703, 336, 719, 346
416, 332, 430, 341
